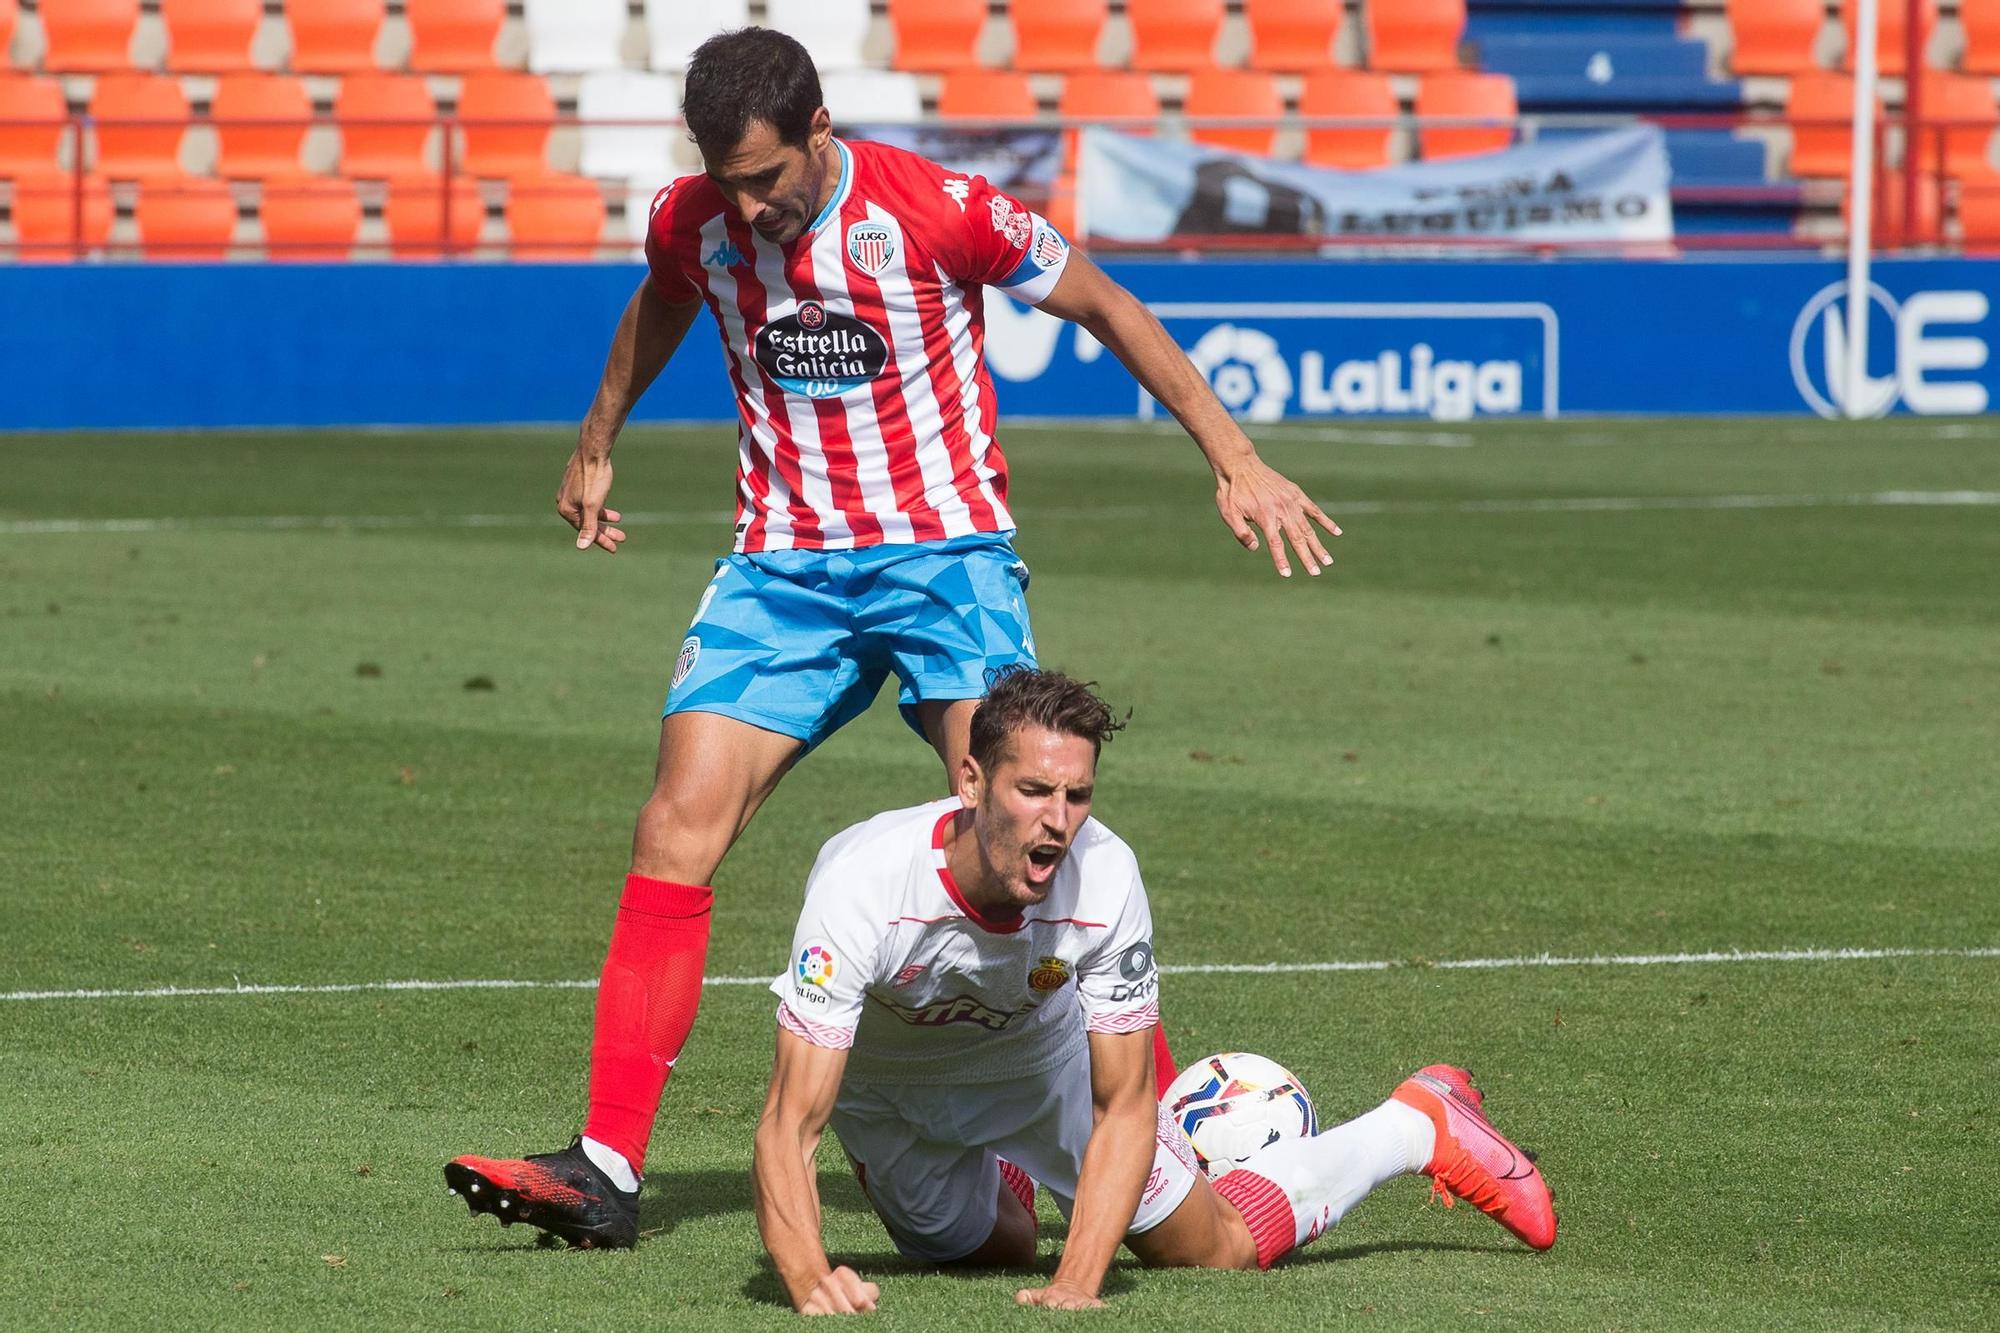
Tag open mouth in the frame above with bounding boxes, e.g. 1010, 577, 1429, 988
1026, 844, 1064, 882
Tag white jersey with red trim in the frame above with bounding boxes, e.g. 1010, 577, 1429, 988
770, 798, 1160, 1086
645, 139, 1074, 554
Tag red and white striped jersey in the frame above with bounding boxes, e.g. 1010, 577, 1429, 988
770, 798, 1161, 1086
645, 138, 1073, 553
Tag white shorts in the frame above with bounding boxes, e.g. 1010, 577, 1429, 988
830, 1043, 1201, 1262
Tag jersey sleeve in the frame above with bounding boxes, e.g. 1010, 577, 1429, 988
933, 171, 1073, 306
1074, 847, 1160, 1036
642, 180, 701, 304
768, 840, 885, 1050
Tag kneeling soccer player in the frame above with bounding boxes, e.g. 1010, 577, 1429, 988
753, 668, 1557, 1314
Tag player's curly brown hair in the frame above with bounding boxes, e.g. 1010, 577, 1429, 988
968, 667, 1125, 772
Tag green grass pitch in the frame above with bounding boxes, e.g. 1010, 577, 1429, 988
1, 418, 1995, 1330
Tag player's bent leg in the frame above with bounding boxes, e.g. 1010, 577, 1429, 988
1123, 1175, 1260, 1271
632, 710, 804, 883
942, 1167, 1039, 1268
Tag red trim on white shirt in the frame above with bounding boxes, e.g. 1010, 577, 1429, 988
931, 808, 1027, 935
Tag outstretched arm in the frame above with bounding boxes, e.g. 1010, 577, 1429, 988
1035, 253, 1341, 578
1015, 1028, 1157, 1310
753, 1026, 879, 1315
556, 278, 705, 553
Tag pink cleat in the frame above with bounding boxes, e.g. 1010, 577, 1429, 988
1391, 1064, 1557, 1251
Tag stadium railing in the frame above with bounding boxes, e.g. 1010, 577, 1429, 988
0, 106, 1990, 260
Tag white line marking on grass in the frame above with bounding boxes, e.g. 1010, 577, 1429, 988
4, 946, 1992, 1004
7, 491, 1998, 538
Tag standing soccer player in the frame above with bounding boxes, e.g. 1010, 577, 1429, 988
445, 27, 1341, 1249
752, 669, 1556, 1313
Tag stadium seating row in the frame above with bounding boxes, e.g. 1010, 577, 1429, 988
0, 64, 1527, 184
0, 170, 608, 259
0, 0, 1471, 77
11, 2, 2000, 81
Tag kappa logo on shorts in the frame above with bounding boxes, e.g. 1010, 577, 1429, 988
671, 636, 701, 688
845, 220, 897, 276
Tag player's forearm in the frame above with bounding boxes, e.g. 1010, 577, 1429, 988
1080, 291, 1261, 480
578, 282, 700, 452
752, 1118, 834, 1308
1049, 1099, 1155, 1296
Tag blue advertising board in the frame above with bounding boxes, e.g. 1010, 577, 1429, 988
0, 255, 1994, 430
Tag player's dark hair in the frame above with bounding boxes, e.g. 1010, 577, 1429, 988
969, 667, 1125, 772
681, 27, 823, 154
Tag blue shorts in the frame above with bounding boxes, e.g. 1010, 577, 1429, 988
663, 532, 1038, 752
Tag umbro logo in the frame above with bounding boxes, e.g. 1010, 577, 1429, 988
704, 240, 746, 269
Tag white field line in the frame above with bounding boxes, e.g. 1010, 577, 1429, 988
5, 491, 1999, 538
3, 946, 1993, 1005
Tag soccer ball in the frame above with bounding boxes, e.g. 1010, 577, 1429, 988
1162, 1052, 1318, 1177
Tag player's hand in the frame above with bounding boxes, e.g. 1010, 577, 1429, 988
1214, 458, 1341, 579
556, 446, 627, 553
798, 1266, 879, 1315
1013, 1281, 1105, 1311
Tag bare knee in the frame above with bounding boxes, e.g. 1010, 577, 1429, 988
631, 784, 737, 884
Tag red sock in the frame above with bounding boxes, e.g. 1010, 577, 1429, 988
1152, 1019, 1178, 1100
581, 874, 713, 1173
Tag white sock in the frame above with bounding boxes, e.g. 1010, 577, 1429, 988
1213, 1099, 1434, 1265
581, 1135, 641, 1193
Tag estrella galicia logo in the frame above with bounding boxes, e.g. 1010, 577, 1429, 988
756, 302, 890, 399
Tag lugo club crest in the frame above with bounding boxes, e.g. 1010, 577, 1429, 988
755, 300, 890, 399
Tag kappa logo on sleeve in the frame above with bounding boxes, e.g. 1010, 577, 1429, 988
941, 178, 971, 211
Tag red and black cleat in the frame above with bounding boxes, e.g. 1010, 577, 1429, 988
444, 1138, 639, 1249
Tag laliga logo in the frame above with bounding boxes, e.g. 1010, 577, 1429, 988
1790, 281, 1989, 419
1187, 324, 1292, 422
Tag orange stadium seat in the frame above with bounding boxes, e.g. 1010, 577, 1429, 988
1010, 0, 1106, 72
1966, 0, 2000, 76
91, 73, 191, 181
1300, 68, 1398, 169
1959, 168, 2000, 245
210, 73, 315, 178
1129, 0, 1224, 72
405, 0, 506, 74
258, 174, 360, 258
1725, 0, 1823, 76
937, 70, 1037, 122
385, 172, 483, 256
1787, 70, 1865, 177
1183, 68, 1283, 157
1416, 70, 1515, 160
1, 2, 18, 66
457, 71, 555, 179
135, 174, 238, 257
1911, 73, 1999, 178
506, 172, 605, 259
335, 73, 436, 178
0, 76, 71, 175
1844, 168, 1942, 243
9, 171, 114, 260
1841, 0, 1936, 76
41, 0, 141, 73
888, 0, 985, 73
1365, 0, 1464, 73
287, 0, 386, 74
1245, 0, 1343, 72
1051, 71, 1157, 231
161, 0, 262, 73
